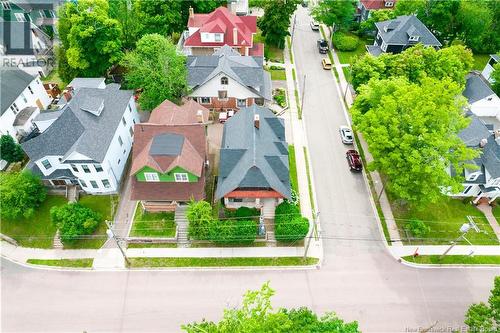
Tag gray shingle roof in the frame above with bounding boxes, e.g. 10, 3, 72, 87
482, 135, 500, 179
27, 161, 77, 180
0, 68, 35, 115
68, 78, 106, 90
13, 106, 37, 126
215, 105, 290, 199
458, 115, 491, 147
150, 133, 185, 156
463, 72, 495, 104
187, 45, 272, 100
375, 15, 441, 47
33, 110, 63, 121
22, 84, 133, 163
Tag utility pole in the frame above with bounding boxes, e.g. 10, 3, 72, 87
106, 220, 130, 266
439, 223, 471, 260
291, 14, 297, 41
301, 74, 306, 113
303, 211, 319, 259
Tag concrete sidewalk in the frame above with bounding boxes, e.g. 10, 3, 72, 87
391, 245, 500, 257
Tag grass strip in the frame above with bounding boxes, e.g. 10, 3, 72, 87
127, 243, 178, 248
288, 145, 299, 194
129, 257, 318, 268
27, 258, 94, 268
270, 69, 286, 81
302, 147, 315, 212
403, 255, 500, 265
287, 36, 293, 64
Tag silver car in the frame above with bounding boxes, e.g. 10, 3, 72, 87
339, 126, 354, 144
310, 20, 319, 31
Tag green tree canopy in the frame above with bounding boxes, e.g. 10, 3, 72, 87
351, 77, 477, 206
0, 135, 24, 163
491, 63, 500, 96
359, 9, 396, 34
465, 276, 500, 332
312, 0, 356, 31
57, 0, 123, 80
182, 282, 361, 332
0, 171, 47, 219
50, 203, 102, 243
186, 200, 214, 240
122, 33, 187, 110
257, 0, 299, 48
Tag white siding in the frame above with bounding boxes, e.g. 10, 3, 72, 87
469, 94, 500, 119
189, 72, 260, 100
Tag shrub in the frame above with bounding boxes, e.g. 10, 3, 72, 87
0, 135, 24, 163
235, 207, 260, 219
187, 200, 214, 240
209, 219, 257, 245
275, 216, 310, 242
0, 171, 46, 219
275, 201, 301, 223
269, 65, 285, 70
274, 93, 286, 107
332, 33, 359, 51
50, 203, 101, 243
405, 219, 430, 238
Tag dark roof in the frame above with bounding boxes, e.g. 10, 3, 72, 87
481, 135, 500, 179
150, 134, 184, 156
28, 161, 76, 180
33, 110, 63, 121
187, 45, 272, 100
458, 115, 491, 147
366, 45, 383, 56
491, 54, 499, 63
216, 105, 290, 199
463, 72, 496, 104
375, 15, 441, 47
13, 106, 37, 126
0, 68, 35, 115
22, 84, 133, 163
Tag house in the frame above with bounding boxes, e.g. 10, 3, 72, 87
0, 68, 51, 142
130, 100, 208, 212
356, 0, 397, 22
215, 105, 290, 217
463, 72, 500, 122
227, 0, 249, 16
180, 6, 262, 56
21, 81, 140, 193
481, 54, 499, 84
187, 45, 272, 112
366, 15, 441, 56
453, 115, 500, 204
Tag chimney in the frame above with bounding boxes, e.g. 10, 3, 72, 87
479, 138, 488, 148
254, 114, 260, 129
196, 110, 204, 123
495, 130, 500, 145
189, 7, 194, 18
233, 27, 238, 45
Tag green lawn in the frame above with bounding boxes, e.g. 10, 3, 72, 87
42, 69, 66, 89
129, 257, 318, 268
130, 205, 176, 238
391, 196, 498, 245
287, 36, 293, 64
336, 35, 371, 65
288, 145, 299, 195
472, 53, 491, 70
27, 258, 94, 268
0, 195, 67, 248
64, 194, 119, 249
342, 66, 351, 83
493, 202, 500, 226
403, 255, 500, 265
127, 243, 177, 248
303, 147, 315, 212
266, 45, 285, 63
270, 69, 286, 81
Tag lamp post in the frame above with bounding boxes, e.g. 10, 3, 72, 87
439, 223, 471, 260
106, 220, 130, 266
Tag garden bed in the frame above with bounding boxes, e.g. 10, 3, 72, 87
130, 204, 176, 238
273, 88, 287, 108
129, 257, 318, 268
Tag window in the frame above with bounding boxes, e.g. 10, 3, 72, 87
102, 179, 111, 188
1, 1, 11, 10
20, 93, 27, 103
122, 117, 126, 126
71, 164, 78, 172
10, 103, 19, 113
221, 76, 228, 85
82, 165, 91, 173
218, 90, 228, 100
128, 104, 132, 112
15, 13, 26, 22
381, 41, 387, 52
41, 159, 51, 169
384, 1, 394, 7
144, 172, 159, 182
28, 86, 34, 94
90, 181, 98, 189
94, 164, 103, 172
117, 159, 121, 165
174, 173, 189, 182
80, 180, 87, 188
132, 118, 136, 124
214, 33, 223, 42
118, 135, 123, 146
129, 126, 134, 137
237, 99, 246, 107
199, 97, 211, 104
409, 35, 420, 42
463, 186, 472, 195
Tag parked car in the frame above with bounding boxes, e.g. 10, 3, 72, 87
310, 20, 319, 31
346, 150, 362, 172
339, 126, 353, 144
321, 58, 332, 70
317, 39, 329, 54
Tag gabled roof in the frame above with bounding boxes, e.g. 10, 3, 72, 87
481, 135, 500, 179
22, 84, 133, 163
185, 6, 257, 48
463, 72, 496, 104
187, 45, 272, 100
361, 0, 397, 10
215, 105, 290, 199
68, 78, 106, 90
0, 68, 35, 115
458, 115, 491, 147
149, 99, 209, 125
375, 15, 441, 47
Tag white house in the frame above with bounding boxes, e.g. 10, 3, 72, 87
22, 80, 140, 194
227, 0, 249, 16
463, 72, 500, 122
0, 68, 51, 142
481, 54, 498, 83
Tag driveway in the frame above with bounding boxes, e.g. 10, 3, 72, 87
1, 8, 498, 333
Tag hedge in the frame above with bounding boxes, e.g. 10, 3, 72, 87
275, 216, 309, 242
209, 219, 257, 245
332, 33, 360, 52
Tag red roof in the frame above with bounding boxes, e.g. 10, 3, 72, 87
149, 99, 209, 125
185, 6, 257, 48
225, 190, 284, 198
361, 0, 397, 10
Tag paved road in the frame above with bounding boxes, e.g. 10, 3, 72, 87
1, 7, 498, 333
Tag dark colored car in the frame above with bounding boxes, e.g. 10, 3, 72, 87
346, 150, 362, 172
317, 39, 328, 54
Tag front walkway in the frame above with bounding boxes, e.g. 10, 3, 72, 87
476, 203, 500, 240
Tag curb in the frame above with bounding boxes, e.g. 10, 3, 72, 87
399, 258, 500, 269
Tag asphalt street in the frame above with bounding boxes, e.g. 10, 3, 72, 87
1, 7, 498, 333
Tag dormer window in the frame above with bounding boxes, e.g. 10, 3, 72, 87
409, 35, 420, 42
385, 1, 394, 7
221, 76, 228, 85
215, 33, 223, 42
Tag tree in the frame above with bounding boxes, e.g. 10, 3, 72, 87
465, 276, 500, 332
108, 0, 142, 50
404, 219, 430, 238
56, 0, 123, 80
134, 0, 183, 38
456, 0, 496, 54
491, 63, 500, 96
122, 33, 187, 110
186, 200, 214, 240
394, 0, 427, 16
312, 0, 356, 31
359, 9, 395, 34
257, 0, 299, 48
50, 203, 101, 243
0, 171, 46, 220
0, 135, 24, 163
182, 282, 361, 332
351, 77, 477, 207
